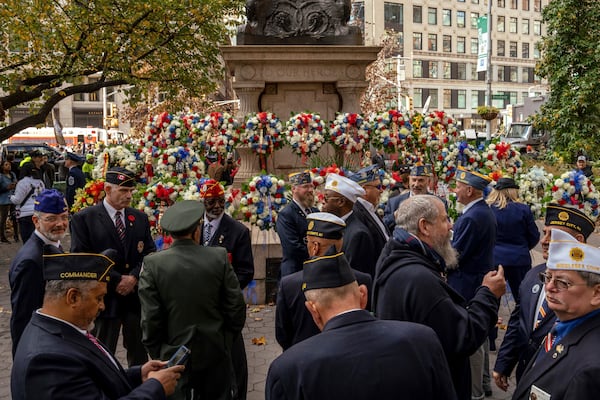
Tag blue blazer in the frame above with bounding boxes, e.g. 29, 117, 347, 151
66, 166, 86, 209
343, 212, 378, 278
275, 201, 317, 277
383, 191, 410, 231
11, 313, 164, 400
448, 199, 497, 301
490, 202, 539, 267
267, 310, 457, 400
494, 263, 555, 381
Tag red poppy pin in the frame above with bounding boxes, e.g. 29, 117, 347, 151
128, 215, 135, 226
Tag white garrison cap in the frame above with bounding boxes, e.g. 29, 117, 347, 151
325, 173, 366, 203
547, 229, 600, 274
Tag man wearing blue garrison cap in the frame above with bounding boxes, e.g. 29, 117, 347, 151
9, 188, 69, 356
65, 152, 86, 210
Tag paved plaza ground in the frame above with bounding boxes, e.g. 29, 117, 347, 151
2, 220, 594, 399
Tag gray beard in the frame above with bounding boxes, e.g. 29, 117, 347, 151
433, 238, 459, 270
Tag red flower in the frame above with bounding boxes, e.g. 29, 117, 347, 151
128, 215, 135, 222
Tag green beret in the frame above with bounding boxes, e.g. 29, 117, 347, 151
160, 200, 205, 233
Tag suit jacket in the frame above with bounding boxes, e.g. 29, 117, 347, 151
139, 239, 246, 400
512, 311, 600, 400
276, 201, 318, 277
353, 199, 389, 256
275, 267, 372, 350
66, 166, 85, 209
70, 202, 156, 317
490, 202, 539, 267
11, 313, 164, 400
266, 310, 456, 400
201, 213, 254, 289
448, 199, 497, 301
494, 263, 555, 381
9, 234, 62, 356
383, 191, 410, 232
342, 211, 378, 278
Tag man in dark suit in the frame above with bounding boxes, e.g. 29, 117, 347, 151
493, 204, 595, 392
276, 171, 318, 277
70, 167, 156, 366
447, 167, 497, 399
9, 189, 68, 357
199, 179, 253, 399
139, 200, 246, 400
383, 163, 434, 232
349, 165, 389, 254
64, 152, 86, 210
12, 251, 183, 400
275, 212, 372, 350
267, 251, 456, 400
322, 173, 377, 278
512, 229, 600, 400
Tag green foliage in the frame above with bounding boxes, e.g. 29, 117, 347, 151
534, 0, 600, 162
0, 0, 244, 139
476, 105, 499, 116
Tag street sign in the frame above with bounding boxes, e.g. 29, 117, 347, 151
492, 94, 510, 100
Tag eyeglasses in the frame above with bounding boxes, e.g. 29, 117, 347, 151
539, 272, 587, 291
38, 215, 70, 223
204, 198, 225, 206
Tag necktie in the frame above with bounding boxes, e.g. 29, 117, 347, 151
544, 325, 557, 352
204, 223, 212, 246
534, 297, 550, 330
115, 211, 126, 242
86, 332, 117, 368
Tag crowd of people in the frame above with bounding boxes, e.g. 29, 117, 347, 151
6, 148, 600, 400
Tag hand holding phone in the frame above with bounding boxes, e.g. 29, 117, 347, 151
166, 345, 191, 368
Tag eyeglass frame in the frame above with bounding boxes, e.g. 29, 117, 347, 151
539, 271, 588, 291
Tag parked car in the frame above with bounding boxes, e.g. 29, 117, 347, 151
0, 142, 66, 179
502, 123, 550, 153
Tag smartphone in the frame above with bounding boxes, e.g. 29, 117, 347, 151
166, 345, 191, 368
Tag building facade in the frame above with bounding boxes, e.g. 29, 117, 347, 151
352, 0, 549, 130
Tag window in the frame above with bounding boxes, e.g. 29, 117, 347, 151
522, 0, 530, 11
74, 93, 85, 101
510, 41, 518, 57
471, 90, 480, 109
522, 67, 534, 83
428, 34, 437, 51
413, 32, 422, 50
443, 89, 452, 109
509, 17, 518, 33
534, 0, 542, 12
522, 19, 530, 34
350, 2, 365, 32
522, 42, 529, 58
457, 36, 466, 53
457, 11, 466, 28
497, 67, 505, 81
509, 66, 518, 82
443, 62, 451, 79
497, 40, 505, 56
443, 35, 452, 52
510, 0, 518, 9
471, 63, 479, 80
470, 12, 479, 28
471, 38, 478, 54
442, 9, 452, 26
497, 16, 505, 32
384, 2, 403, 31
413, 5, 422, 23
429, 62, 439, 78
472, 0, 479, 4
534, 20, 542, 35
413, 60, 423, 78
428, 8, 437, 25
497, 0, 505, 7
533, 46, 540, 59
414, 88, 423, 108
457, 63, 467, 80
458, 90, 467, 109
428, 89, 439, 109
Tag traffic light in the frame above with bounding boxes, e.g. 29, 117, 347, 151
408, 96, 414, 111
110, 103, 118, 118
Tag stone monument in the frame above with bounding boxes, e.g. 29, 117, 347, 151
222, 0, 380, 303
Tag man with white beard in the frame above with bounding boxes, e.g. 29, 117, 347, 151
9, 189, 69, 357
372, 194, 506, 400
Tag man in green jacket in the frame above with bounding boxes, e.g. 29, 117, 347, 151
139, 200, 246, 400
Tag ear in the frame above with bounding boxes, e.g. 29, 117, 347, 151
417, 217, 430, 237
305, 300, 324, 331
358, 284, 369, 310
590, 284, 600, 307
65, 287, 80, 306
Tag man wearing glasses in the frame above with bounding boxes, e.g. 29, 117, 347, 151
199, 179, 253, 400
512, 228, 600, 399
493, 203, 595, 393
276, 171, 318, 277
9, 189, 68, 356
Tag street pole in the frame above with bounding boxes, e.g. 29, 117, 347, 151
486, 0, 493, 142
396, 56, 402, 111
102, 87, 108, 130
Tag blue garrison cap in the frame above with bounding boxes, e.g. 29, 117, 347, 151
410, 164, 433, 177
455, 167, 492, 190
289, 171, 312, 186
349, 165, 379, 185
34, 189, 68, 214
65, 152, 84, 162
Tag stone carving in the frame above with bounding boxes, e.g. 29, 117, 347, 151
238, 0, 362, 45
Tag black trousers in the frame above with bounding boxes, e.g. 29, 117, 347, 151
92, 311, 148, 367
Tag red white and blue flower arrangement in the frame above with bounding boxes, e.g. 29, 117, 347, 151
370, 109, 414, 153
328, 112, 371, 155
243, 112, 284, 155
285, 112, 326, 158
551, 170, 599, 220
239, 174, 289, 230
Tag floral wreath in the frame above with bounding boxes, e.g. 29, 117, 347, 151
517, 166, 554, 218
482, 142, 522, 176
328, 113, 371, 154
92, 145, 140, 180
551, 170, 600, 219
435, 142, 483, 183
135, 180, 185, 234
242, 112, 284, 155
239, 174, 289, 230
309, 164, 348, 186
152, 145, 204, 184
370, 110, 415, 153
71, 180, 106, 213
419, 110, 458, 154
144, 112, 198, 148
285, 112, 326, 158
196, 112, 242, 156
